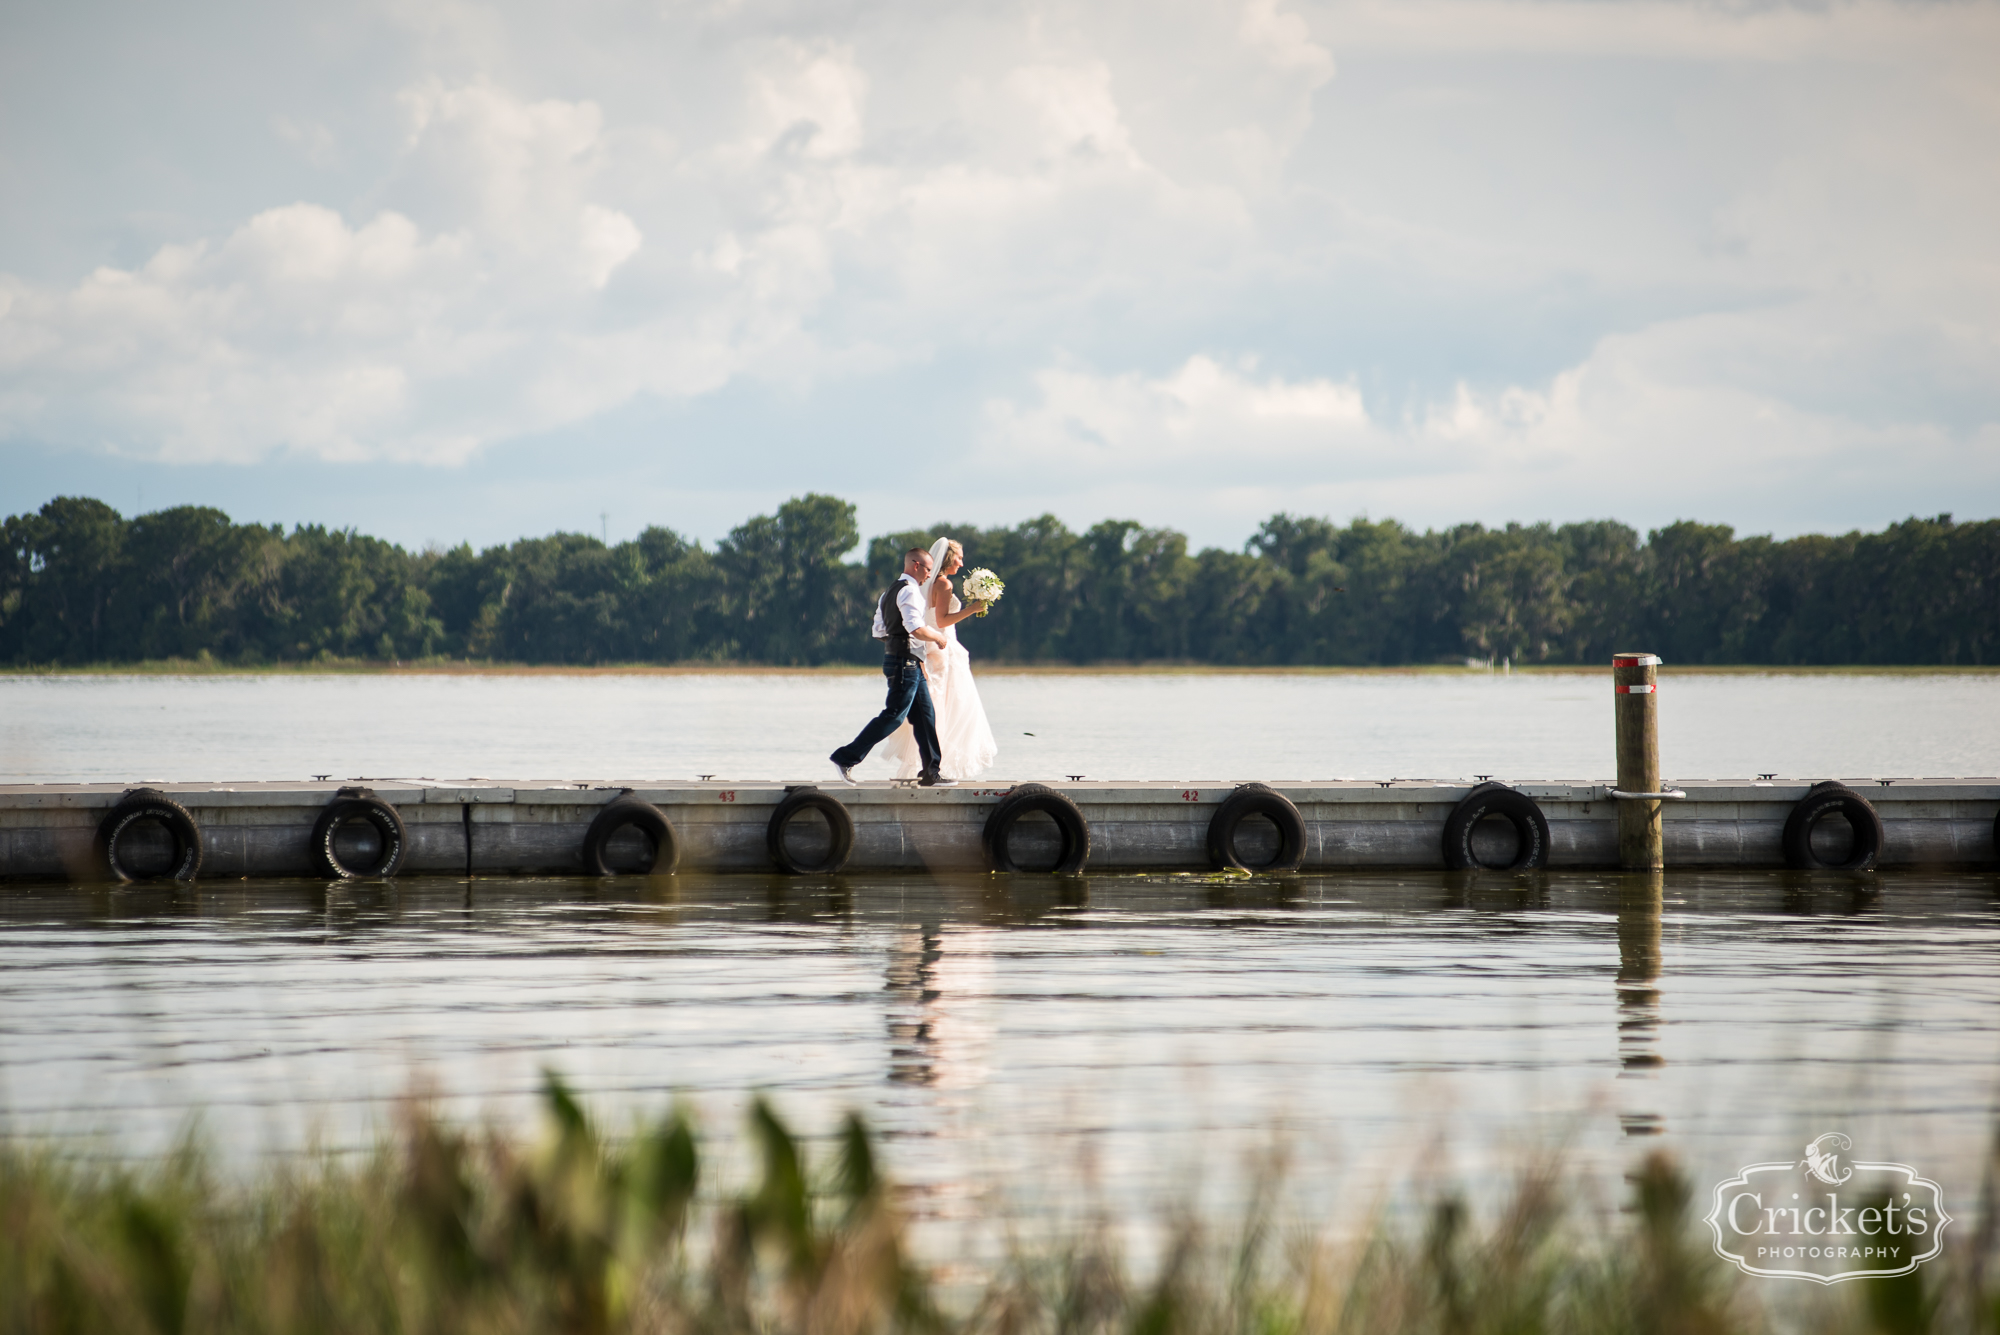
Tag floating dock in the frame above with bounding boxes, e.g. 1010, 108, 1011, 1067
2, 777, 1996, 882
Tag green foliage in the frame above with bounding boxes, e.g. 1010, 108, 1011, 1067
1, 497, 1995, 666
9, 1086, 1996, 1335
719, 494, 869, 665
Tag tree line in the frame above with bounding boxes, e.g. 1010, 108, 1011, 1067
1, 494, 1994, 667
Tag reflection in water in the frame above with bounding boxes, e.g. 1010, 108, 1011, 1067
882, 922, 999, 1239
1616, 872, 1665, 1137
885, 927, 998, 1096
1439, 869, 1549, 912
3, 867, 1998, 1225
1778, 871, 1883, 919
887, 929, 946, 1088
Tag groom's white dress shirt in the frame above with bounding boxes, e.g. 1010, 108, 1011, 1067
872, 573, 930, 646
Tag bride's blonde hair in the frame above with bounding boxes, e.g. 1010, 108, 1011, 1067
945, 539, 964, 567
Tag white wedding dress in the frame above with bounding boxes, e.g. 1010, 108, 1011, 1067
887, 589, 999, 780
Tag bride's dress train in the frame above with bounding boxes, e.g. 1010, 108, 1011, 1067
887, 598, 998, 780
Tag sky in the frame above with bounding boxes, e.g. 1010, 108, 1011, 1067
1, 0, 1996, 555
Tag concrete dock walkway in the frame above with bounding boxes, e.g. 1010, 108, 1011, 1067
3, 777, 1995, 881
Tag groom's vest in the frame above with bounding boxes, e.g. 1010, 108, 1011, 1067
879, 583, 918, 661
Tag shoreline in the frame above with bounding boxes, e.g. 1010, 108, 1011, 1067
2, 659, 1997, 679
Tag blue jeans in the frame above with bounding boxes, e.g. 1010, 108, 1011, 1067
833, 657, 942, 773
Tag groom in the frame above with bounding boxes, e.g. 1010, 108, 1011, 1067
830, 546, 952, 787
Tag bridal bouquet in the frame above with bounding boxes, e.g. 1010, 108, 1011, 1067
961, 567, 1005, 616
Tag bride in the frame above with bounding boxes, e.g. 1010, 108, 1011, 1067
887, 537, 999, 780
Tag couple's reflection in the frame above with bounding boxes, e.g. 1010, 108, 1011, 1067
885, 926, 994, 1091
880, 924, 1000, 1236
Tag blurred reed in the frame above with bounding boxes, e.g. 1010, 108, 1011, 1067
1, 1074, 1991, 1334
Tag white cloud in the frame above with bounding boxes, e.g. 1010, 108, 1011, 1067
578, 205, 643, 288
0, 0, 1350, 473
272, 115, 340, 168
1004, 61, 1139, 164
0, 81, 653, 464
1317, 0, 2000, 63
739, 42, 869, 160
981, 293, 2000, 537
988, 354, 1369, 470
0, 0, 1994, 538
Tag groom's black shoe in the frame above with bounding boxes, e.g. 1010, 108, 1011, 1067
918, 769, 957, 787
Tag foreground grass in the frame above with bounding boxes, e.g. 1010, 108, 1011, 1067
2, 1079, 1991, 1334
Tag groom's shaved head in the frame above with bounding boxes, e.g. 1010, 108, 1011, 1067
904, 547, 930, 561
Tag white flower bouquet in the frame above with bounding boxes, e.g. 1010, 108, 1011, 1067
961, 567, 1005, 616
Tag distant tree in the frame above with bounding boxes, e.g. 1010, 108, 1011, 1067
717, 495, 869, 665
1186, 548, 1282, 664
1644, 521, 1744, 664
487, 533, 625, 663
1447, 524, 1576, 665
116, 507, 279, 660
3, 497, 129, 663
0, 494, 1992, 668
1557, 521, 1646, 664
970, 515, 1086, 662
1063, 521, 1194, 662
627, 526, 726, 663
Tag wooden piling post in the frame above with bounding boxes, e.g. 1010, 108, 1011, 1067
1613, 652, 1663, 869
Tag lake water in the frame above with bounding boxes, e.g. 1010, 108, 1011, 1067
2, 671, 1997, 1234
2, 668, 1997, 784
3, 869, 1998, 1230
